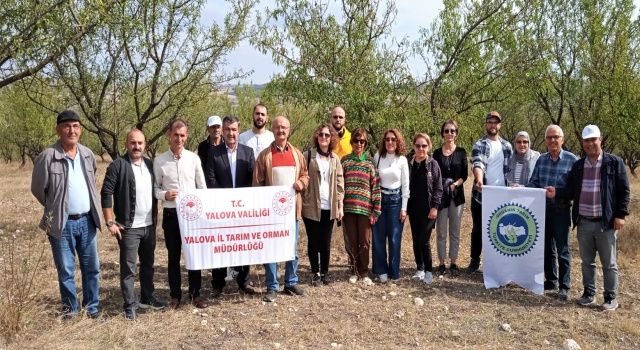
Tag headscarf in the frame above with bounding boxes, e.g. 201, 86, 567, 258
507, 131, 540, 185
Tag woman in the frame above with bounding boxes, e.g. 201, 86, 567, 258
507, 131, 540, 186
372, 129, 410, 283
302, 124, 345, 286
433, 119, 467, 276
407, 133, 443, 285
341, 127, 381, 286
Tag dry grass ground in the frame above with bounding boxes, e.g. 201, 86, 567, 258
0, 160, 639, 349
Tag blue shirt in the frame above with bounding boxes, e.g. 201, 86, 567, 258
527, 149, 578, 205
65, 151, 91, 215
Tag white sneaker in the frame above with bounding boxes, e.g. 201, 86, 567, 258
412, 270, 425, 280
348, 275, 358, 284
423, 272, 433, 285
379, 274, 388, 283
362, 277, 374, 286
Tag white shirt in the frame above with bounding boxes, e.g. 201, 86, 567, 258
374, 152, 410, 210
239, 129, 275, 159
131, 161, 153, 228
316, 154, 331, 210
227, 145, 238, 188
485, 139, 505, 186
153, 149, 206, 208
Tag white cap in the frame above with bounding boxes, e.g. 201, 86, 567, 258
581, 124, 601, 139
207, 115, 222, 127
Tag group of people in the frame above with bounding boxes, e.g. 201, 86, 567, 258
31, 106, 629, 321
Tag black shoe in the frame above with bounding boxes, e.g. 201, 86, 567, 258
284, 285, 304, 296
450, 264, 460, 276
311, 273, 322, 287
544, 282, 558, 291
139, 298, 167, 310
263, 289, 277, 302
211, 288, 223, 299
321, 274, 333, 285
124, 308, 137, 320
467, 260, 480, 273
437, 264, 446, 276
88, 312, 106, 321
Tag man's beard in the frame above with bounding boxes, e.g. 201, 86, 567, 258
254, 119, 266, 129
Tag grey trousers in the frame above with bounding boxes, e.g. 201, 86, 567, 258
436, 203, 464, 262
118, 225, 156, 310
577, 219, 618, 300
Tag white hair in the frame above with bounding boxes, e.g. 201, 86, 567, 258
545, 124, 564, 137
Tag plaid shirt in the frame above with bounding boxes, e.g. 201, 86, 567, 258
471, 136, 512, 202
527, 149, 578, 206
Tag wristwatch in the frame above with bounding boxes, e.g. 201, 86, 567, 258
106, 220, 115, 228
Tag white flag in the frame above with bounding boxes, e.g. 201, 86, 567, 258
482, 186, 546, 294
175, 186, 297, 270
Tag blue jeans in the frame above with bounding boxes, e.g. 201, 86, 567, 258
372, 193, 404, 279
544, 208, 572, 290
48, 215, 100, 315
264, 220, 299, 290
577, 218, 618, 299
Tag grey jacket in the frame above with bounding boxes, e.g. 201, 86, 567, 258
31, 141, 102, 238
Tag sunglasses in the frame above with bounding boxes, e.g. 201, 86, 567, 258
545, 135, 562, 140
352, 139, 367, 145
384, 137, 397, 142
332, 115, 344, 120
414, 144, 429, 149
516, 140, 529, 144
318, 132, 331, 138
443, 129, 457, 134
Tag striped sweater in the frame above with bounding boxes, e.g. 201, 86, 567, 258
341, 153, 381, 218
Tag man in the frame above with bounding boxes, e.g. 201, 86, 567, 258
564, 125, 629, 310
101, 128, 166, 320
31, 110, 102, 318
330, 106, 352, 159
528, 124, 578, 301
153, 119, 208, 309
253, 116, 309, 302
197, 115, 223, 171
239, 103, 275, 159
468, 111, 512, 273
205, 116, 256, 297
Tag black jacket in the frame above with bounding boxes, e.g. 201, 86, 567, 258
100, 154, 157, 228
206, 143, 255, 188
433, 147, 467, 207
564, 152, 630, 229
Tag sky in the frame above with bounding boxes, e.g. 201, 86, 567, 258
202, 0, 639, 85
202, 0, 444, 84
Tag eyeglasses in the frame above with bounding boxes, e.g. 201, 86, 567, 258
318, 132, 331, 138
414, 144, 429, 149
352, 139, 367, 145
516, 140, 529, 144
443, 129, 457, 134
545, 135, 562, 140
384, 137, 397, 142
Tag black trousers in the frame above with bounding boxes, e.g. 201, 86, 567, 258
470, 199, 483, 262
118, 225, 156, 310
211, 266, 250, 291
408, 211, 436, 272
162, 208, 212, 299
303, 210, 334, 275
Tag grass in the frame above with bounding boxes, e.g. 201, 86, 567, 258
0, 161, 638, 349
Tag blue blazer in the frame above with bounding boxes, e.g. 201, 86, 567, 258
205, 143, 255, 189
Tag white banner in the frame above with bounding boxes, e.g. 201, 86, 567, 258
482, 186, 546, 295
175, 186, 296, 270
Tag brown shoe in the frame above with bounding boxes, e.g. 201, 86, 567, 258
192, 296, 209, 309
169, 298, 180, 310
240, 285, 257, 295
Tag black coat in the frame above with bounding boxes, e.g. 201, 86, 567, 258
205, 143, 255, 189
100, 154, 157, 228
